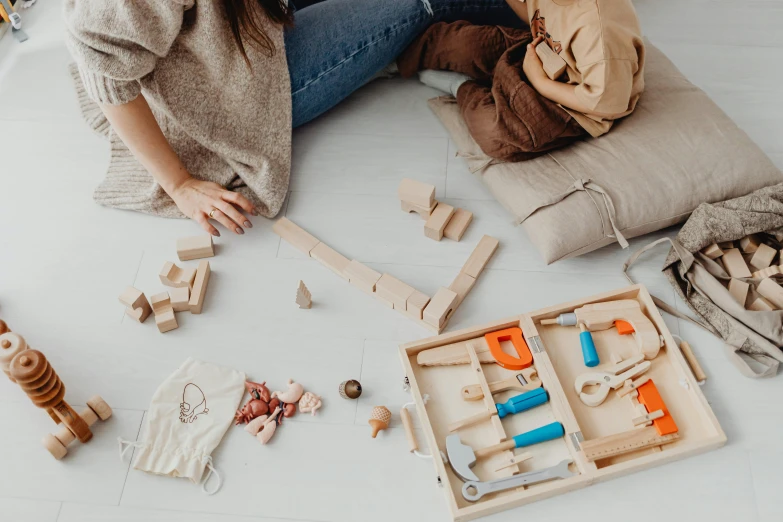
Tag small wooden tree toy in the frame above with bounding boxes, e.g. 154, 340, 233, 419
9, 347, 112, 459
296, 280, 312, 309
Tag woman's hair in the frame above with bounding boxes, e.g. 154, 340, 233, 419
223, 0, 294, 63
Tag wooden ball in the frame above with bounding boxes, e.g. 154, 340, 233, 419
339, 379, 362, 399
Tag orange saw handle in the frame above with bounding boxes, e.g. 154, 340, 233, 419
485, 327, 533, 370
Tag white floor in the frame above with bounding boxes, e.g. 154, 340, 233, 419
1, 1, 783, 521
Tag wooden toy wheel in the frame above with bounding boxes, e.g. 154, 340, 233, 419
87, 396, 112, 421
42, 433, 67, 460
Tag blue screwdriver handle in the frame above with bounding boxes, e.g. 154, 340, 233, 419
511, 422, 565, 448
496, 388, 548, 419
580, 329, 600, 367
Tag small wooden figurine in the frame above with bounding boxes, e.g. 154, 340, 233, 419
368, 406, 392, 438
339, 379, 362, 399
296, 280, 312, 309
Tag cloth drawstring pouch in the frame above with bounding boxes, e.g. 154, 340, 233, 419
119, 358, 246, 494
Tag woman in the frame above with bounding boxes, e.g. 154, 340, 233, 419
64, 0, 515, 236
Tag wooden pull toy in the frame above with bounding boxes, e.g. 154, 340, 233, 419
8, 345, 112, 458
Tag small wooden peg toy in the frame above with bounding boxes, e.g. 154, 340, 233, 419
296, 280, 312, 309
0, 331, 27, 382
369, 406, 391, 438
339, 379, 362, 399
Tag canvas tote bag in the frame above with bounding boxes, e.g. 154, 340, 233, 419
119, 358, 246, 493
624, 183, 783, 378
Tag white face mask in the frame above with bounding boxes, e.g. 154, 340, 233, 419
119, 358, 246, 494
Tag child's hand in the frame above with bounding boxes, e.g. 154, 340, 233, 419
523, 36, 548, 89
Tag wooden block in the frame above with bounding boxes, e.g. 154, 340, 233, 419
296, 280, 312, 309
448, 271, 476, 309
405, 291, 430, 320
750, 243, 777, 270
150, 292, 178, 333
461, 235, 500, 278
722, 248, 752, 278
344, 260, 382, 293
189, 260, 211, 314
159, 261, 197, 289
749, 296, 775, 311
310, 243, 350, 280
376, 274, 415, 309
169, 287, 190, 312
535, 41, 567, 80
718, 241, 734, 250
757, 278, 783, 309
118, 286, 151, 323
752, 265, 781, 280
401, 200, 437, 218
176, 235, 214, 261
702, 244, 723, 259
373, 291, 394, 309
424, 203, 455, 241
398, 178, 435, 208
740, 235, 760, 253
422, 287, 458, 328
728, 278, 750, 306
272, 217, 320, 256
443, 208, 473, 242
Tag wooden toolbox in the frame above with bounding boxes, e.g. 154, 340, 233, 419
399, 285, 725, 521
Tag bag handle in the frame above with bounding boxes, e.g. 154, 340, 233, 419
625, 237, 780, 378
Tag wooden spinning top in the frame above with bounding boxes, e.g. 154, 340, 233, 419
368, 406, 391, 438
10, 350, 92, 443
339, 379, 362, 399
0, 331, 27, 382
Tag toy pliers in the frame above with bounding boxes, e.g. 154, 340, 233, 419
574, 354, 651, 407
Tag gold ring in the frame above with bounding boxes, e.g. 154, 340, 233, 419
208, 208, 218, 219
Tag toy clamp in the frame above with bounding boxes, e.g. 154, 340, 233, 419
484, 327, 532, 370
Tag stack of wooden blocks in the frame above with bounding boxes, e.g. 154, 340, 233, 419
118, 235, 214, 333
398, 178, 473, 242
701, 234, 783, 311
273, 218, 498, 333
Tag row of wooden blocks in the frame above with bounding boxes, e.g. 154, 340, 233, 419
273, 217, 498, 332
118, 235, 215, 333
701, 235, 783, 311
398, 178, 473, 242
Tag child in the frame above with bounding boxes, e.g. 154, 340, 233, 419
397, 0, 645, 162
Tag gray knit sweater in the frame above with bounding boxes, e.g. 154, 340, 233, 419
63, 0, 292, 218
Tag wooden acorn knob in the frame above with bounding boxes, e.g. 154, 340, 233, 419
368, 406, 391, 438
339, 379, 362, 399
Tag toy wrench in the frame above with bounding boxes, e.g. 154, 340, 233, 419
574, 354, 651, 407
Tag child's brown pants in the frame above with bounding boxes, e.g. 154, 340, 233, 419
398, 21, 586, 162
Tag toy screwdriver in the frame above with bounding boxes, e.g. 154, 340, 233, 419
542, 313, 601, 367
448, 388, 548, 432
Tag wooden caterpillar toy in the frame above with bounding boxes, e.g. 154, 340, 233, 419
1, 327, 112, 459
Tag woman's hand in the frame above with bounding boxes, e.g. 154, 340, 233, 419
523, 36, 548, 90
170, 178, 257, 236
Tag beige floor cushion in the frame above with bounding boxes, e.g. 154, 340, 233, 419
430, 41, 783, 264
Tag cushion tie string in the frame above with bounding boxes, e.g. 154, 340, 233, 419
514, 177, 629, 249
455, 151, 498, 174
201, 457, 222, 495
118, 437, 144, 461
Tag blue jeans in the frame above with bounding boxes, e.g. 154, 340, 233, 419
285, 0, 516, 128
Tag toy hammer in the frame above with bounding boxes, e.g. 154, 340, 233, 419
540, 299, 662, 366
446, 422, 565, 482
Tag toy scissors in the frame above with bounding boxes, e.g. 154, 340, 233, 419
574, 354, 651, 407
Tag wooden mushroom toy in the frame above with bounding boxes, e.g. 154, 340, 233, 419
369, 406, 391, 438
